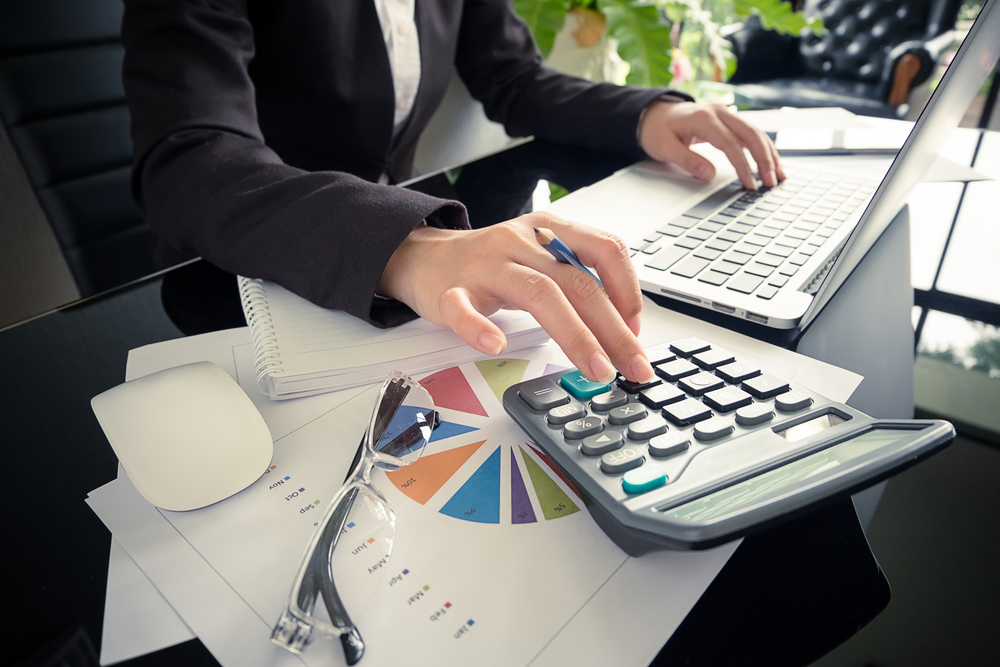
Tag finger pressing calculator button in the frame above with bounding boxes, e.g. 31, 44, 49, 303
617, 376, 661, 394
627, 415, 668, 440
600, 447, 645, 474
564, 416, 604, 440
662, 398, 713, 426
703, 387, 754, 413
639, 383, 685, 409
519, 380, 570, 411
679, 372, 725, 397
735, 403, 775, 426
609, 403, 648, 425
560, 371, 612, 400
741, 373, 791, 399
591, 389, 628, 412
715, 360, 762, 383
649, 433, 691, 458
622, 465, 667, 494
669, 337, 711, 357
655, 358, 700, 381
547, 402, 586, 425
694, 417, 734, 442
581, 431, 623, 456
775, 390, 813, 412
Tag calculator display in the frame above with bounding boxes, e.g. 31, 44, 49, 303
663, 428, 916, 523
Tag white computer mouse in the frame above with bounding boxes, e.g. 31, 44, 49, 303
91, 361, 273, 511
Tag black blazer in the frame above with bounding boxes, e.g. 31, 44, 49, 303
122, 0, 677, 325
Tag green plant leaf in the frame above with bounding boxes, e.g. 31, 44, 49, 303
734, 0, 824, 36
599, 0, 674, 88
514, 0, 569, 59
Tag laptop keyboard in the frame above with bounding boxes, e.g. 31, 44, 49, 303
628, 170, 879, 300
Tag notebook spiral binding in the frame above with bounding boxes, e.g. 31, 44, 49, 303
238, 277, 284, 397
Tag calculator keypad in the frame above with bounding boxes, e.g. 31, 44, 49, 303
517, 338, 821, 497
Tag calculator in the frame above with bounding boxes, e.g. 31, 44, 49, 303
502, 337, 954, 554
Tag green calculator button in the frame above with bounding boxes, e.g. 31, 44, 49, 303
622, 465, 667, 494
560, 370, 611, 400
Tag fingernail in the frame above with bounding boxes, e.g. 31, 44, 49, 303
630, 354, 655, 384
589, 352, 617, 384
478, 331, 504, 356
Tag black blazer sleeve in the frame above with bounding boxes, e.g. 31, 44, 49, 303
122, 0, 467, 327
455, 0, 693, 159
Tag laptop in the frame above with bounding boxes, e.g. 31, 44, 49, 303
546, 0, 999, 333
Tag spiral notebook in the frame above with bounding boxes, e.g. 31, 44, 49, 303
238, 277, 550, 400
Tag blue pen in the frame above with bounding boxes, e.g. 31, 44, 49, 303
533, 227, 604, 289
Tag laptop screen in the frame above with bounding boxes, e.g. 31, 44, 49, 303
801, 0, 1000, 331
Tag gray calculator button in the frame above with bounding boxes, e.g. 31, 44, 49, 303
609, 403, 648, 425
742, 373, 791, 399
564, 416, 604, 440
648, 433, 691, 458
643, 343, 677, 365
678, 372, 725, 397
581, 431, 623, 456
669, 337, 711, 357
735, 403, 775, 426
627, 415, 668, 441
591, 389, 628, 412
715, 360, 762, 383
617, 377, 661, 394
662, 398, 713, 426
692, 348, 735, 370
694, 417, 734, 442
775, 390, 813, 412
638, 383, 685, 409
546, 402, 586, 425
519, 380, 570, 410
600, 447, 645, 474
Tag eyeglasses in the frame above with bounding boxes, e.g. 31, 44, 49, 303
271, 371, 438, 665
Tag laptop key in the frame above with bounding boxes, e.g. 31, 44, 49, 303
768, 275, 789, 287
726, 273, 764, 294
687, 228, 712, 241
674, 236, 701, 250
789, 253, 810, 266
706, 238, 734, 252
717, 231, 742, 243
645, 245, 689, 271
666, 215, 697, 229
657, 224, 685, 237
755, 253, 783, 268
733, 242, 760, 256
745, 263, 774, 278
641, 242, 662, 255
670, 256, 710, 278
731, 222, 756, 235
698, 220, 725, 233
756, 284, 779, 300
694, 247, 722, 261
723, 250, 753, 266
683, 181, 744, 218
764, 244, 792, 258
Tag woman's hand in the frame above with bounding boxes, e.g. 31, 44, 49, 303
377, 212, 655, 384
639, 101, 785, 189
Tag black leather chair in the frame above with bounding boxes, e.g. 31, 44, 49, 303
0, 0, 155, 297
726, 0, 963, 118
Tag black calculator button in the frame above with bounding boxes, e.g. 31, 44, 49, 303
519, 380, 570, 411
627, 415, 668, 441
742, 374, 791, 399
617, 376, 661, 394
679, 372, 726, 397
715, 360, 762, 383
648, 433, 691, 458
643, 343, 677, 365
608, 403, 648, 425
564, 416, 604, 440
703, 387, 754, 413
669, 337, 711, 357
692, 348, 735, 370
735, 403, 775, 426
655, 358, 700, 381
662, 398, 713, 426
581, 431, 623, 456
546, 402, 586, 425
600, 447, 645, 474
638, 383, 685, 409
591, 389, 628, 412
694, 417, 734, 442
775, 390, 813, 412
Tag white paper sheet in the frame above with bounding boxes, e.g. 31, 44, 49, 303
95, 305, 861, 666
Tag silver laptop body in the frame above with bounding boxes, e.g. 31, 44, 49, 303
547, 0, 999, 331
